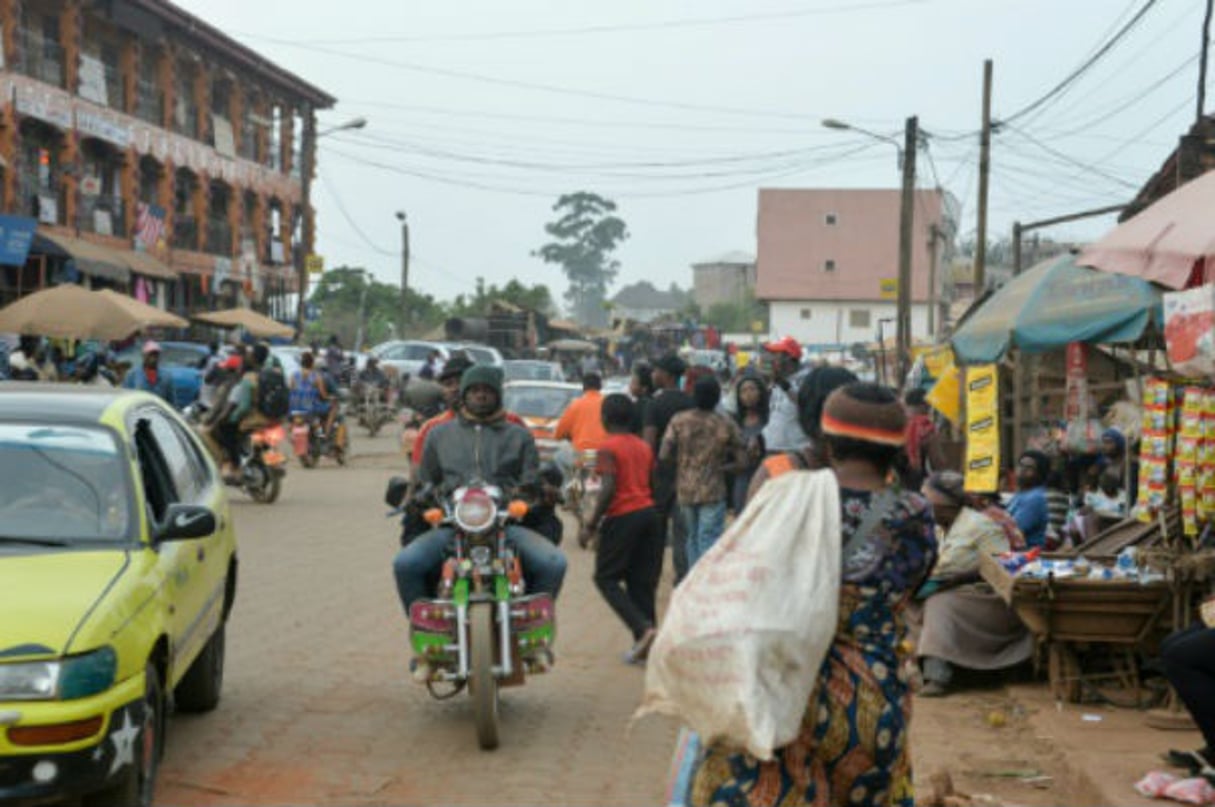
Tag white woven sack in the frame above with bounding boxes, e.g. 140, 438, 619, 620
635, 469, 841, 760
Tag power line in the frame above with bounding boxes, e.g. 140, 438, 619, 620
316, 173, 396, 257
1001, 125, 1142, 189
999, 0, 1160, 125
236, 38, 830, 122
241, 0, 929, 45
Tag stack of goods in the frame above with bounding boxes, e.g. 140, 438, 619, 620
1137, 378, 1176, 519
1176, 386, 1215, 539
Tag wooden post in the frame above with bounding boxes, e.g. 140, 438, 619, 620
975, 59, 993, 293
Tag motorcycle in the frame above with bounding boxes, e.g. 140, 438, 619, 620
188, 405, 287, 503
386, 477, 556, 750
232, 423, 287, 503
562, 448, 601, 540
355, 382, 395, 437
289, 410, 348, 468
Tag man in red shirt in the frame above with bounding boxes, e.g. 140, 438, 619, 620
581, 393, 662, 664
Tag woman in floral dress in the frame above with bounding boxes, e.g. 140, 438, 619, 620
687, 382, 937, 807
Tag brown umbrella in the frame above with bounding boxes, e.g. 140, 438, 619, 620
0, 284, 186, 340
96, 289, 189, 330
193, 307, 295, 339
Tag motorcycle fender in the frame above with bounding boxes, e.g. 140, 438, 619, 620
291, 425, 310, 456
499, 639, 525, 688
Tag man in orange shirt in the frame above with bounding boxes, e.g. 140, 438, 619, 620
554, 373, 607, 452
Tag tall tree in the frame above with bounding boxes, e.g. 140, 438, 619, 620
534, 192, 628, 329
307, 266, 445, 346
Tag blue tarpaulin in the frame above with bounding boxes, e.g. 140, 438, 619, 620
950, 254, 1163, 364
0, 215, 37, 267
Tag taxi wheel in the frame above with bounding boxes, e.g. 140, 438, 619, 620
175, 624, 225, 713
84, 664, 163, 807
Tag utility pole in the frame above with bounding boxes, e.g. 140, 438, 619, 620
354, 270, 370, 353
896, 115, 917, 386
975, 59, 993, 294
1012, 221, 1023, 276
927, 223, 941, 337
1200, 0, 1213, 123
295, 109, 317, 338
396, 211, 409, 334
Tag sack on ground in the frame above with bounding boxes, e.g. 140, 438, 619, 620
635, 470, 841, 760
257, 367, 290, 419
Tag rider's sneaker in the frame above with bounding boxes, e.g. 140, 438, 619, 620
623, 627, 657, 666
409, 657, 432, 683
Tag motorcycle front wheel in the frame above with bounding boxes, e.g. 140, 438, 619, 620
246, 463, 281, 504
469, 602, 500, 750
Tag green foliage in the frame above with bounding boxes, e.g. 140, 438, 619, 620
447, 277, 556, 319
700, 289, 768, 333
534, 192, 629, 329
306, 266, 445, 345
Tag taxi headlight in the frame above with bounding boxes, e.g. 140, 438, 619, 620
0, 648, 117, 701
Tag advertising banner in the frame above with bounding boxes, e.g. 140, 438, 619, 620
1163, 284, 1215, 379
964, 364, 1000, 493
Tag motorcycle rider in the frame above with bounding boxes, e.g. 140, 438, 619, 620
409, 354, 477, 467
392, 366, 568, 660
289, 350, 333, 426
215, 343, 272, 481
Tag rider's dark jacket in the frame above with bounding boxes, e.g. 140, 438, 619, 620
418, 410, 539, 494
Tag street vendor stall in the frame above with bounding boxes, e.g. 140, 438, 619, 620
192, 307, 294, 339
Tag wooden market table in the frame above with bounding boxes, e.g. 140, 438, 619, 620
979, 552, 1175, 704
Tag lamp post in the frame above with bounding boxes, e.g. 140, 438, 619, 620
396, 210, 409, 334
294, 115, 368, 339
353, 268, 371, 353
822, 116, 919, 387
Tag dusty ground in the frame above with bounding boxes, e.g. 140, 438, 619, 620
154, 430, 1200, 806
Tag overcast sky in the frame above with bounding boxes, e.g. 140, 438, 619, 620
178, 0, 1205, 312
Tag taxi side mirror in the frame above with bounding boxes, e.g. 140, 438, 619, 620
158, 504, 217, 542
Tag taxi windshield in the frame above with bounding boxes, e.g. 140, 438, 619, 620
0, 423, 133, 544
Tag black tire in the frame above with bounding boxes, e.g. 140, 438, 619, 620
84, 663, 163, 807
298, 449, 317, 469
469, 603, 500, 750
334, 444, 348, 466
367, 417, 382, 438
246, 463, 281, 504
175, 623, 225, 713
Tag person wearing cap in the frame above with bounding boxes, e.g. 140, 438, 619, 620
121, 340, 175, 404
758, 335, 810, 456
643, 353, 694, 583
213, 343, 273, 479
687, 382, 937, 807
393, 365, 568, 677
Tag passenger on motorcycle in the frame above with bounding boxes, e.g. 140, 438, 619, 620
289, 350, 333, 424
216, 344, 272, 481
392, 365, 569, 617
409, 355, 477, 467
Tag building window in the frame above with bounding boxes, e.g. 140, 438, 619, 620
800, 308, 812, 320
79, 138, 126, 237
16, 16, 64, 88
824, 259, 836, 272
17, 120, 64, 225
135, 49, 164, 125
825, 213, 837, 225
849, 309, 871, 329
173, 168, 199, 250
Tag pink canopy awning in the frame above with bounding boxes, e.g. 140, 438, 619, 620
1078, 169, 1215, 290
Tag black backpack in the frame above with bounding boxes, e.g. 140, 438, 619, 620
257, 366, 290, 419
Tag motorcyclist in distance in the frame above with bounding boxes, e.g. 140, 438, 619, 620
392, 365, 568, 668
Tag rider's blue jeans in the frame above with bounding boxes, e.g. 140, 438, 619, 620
392, 525, 568, 613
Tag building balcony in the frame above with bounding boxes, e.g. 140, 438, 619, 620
173, 216, 198, 250
17, 175, 65, 225
206, 219, 232, 255
135, 79, 164, 125
16, 29, 65, 88
78, 196, 126, 237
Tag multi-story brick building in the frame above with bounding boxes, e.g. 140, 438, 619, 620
0, 0, 333, 327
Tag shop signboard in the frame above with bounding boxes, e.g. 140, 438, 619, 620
0, 215, 37, 266
1163, 284, 1215, 378
14, 82, 72, 129
305, 254, 324, 275
78, 55, 108, 106
964, 364, 1000, 493
76, 107, 131, 148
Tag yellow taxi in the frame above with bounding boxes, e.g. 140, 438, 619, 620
0, 385, 238, 806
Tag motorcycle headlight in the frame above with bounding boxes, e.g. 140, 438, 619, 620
0, 647, 117, 701
454, 489, 496, 533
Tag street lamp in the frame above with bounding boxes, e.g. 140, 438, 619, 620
396, 211, 409, 334
295, 116, 370, 339
822, 115, 919, 387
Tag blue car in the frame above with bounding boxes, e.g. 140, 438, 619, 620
115, 341, 210, 409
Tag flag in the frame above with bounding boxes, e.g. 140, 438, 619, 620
134, 202, 166, 250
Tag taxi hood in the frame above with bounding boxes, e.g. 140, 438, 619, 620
0, 549, 129, 658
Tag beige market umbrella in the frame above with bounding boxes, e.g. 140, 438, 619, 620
0, 284, 186, 340
96, 289, 189, 330
193, 307, 295, 339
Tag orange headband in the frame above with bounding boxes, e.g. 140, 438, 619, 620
820, 413, 906, 447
